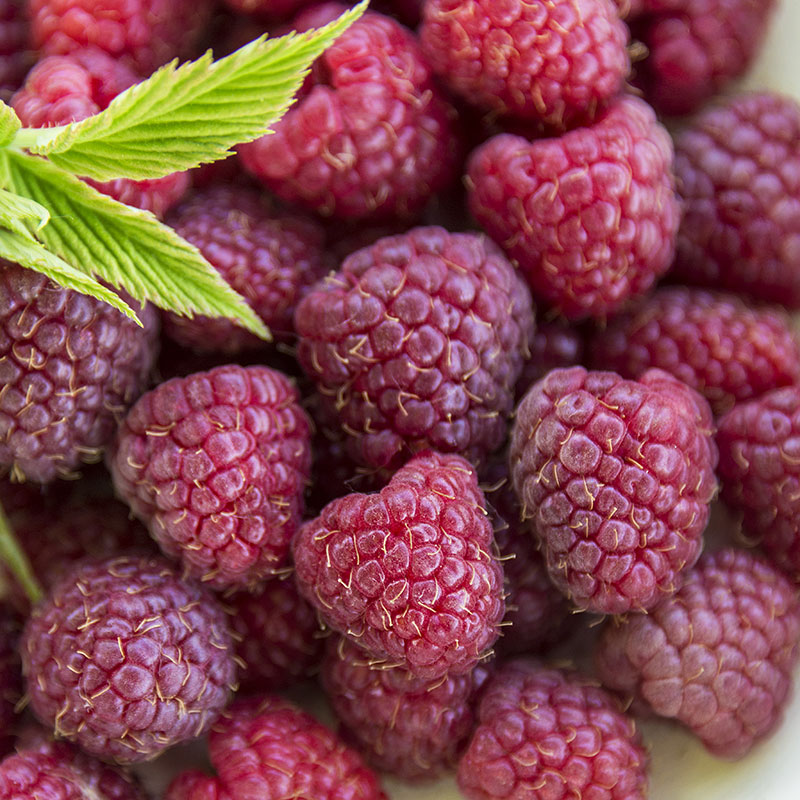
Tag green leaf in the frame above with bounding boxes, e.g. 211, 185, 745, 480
0, 226, 138, 320
24, 1, 368, 181
0, 102, 20, 148
0, 188, 50, 241
0, 149, 269, 338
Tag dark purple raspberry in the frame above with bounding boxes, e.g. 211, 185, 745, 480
595, 548, 800, 759
0, 739, 146, 800
293, 450, 505, 680
0, 0, 32, 98
510, 367, 718, 614
30, 0, 214, 75
420, 0, 629, 128
458, 661, 648, 800
165, 697, 387, 800
516, 319, 585, 400
225, 574, 324, 693
22, 555, 237, 764
163, 186, 329, 353
0, 608, 21, 757
322, 636, 488, 780
12, 49, 189, 218
716, 386, 800, 582
296, 226, 535, 471
109, 365, 312, 589
239, 4, 460, 221
467, 95, 680, 321
670, 92, 800, 308
590, 287, 800, 417
0, 261, 159, 484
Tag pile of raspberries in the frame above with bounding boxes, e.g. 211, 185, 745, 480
1, 0, 800, 797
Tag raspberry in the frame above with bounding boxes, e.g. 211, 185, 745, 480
21, 554, 237, 764
467, 95, 680, 320
239, 4, 460, 221
225, 575, 324, 693
510, 367, 718, 614
0, 261, 159, 483
296, 226, 535, 471
627, 0, 777, 117
12, 50, 189, 218
0, 0, 32, 98
716, 386, 800, 582
223, 0, 313, 20
420, 0, 629, 129
0, 609, 21, 757
322, 636, 488, 779
164, 697, 387, 800
0, 739, 146, 800
516, 319, 585, 400
163, 186, 329, 353
670, 92, 800, 308
30, 0, 213, 75
109, 365, 312, 589
293, 450, 505, 680
589, 287, 800, 417
457, 662, 648, 800
595, 548, 800, 759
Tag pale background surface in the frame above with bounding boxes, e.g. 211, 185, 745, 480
134, 2, 800, 796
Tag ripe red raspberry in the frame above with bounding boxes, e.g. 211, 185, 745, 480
716, 386, 800, 582
467, 95, 679, 320
516, 319, 585, 400
223, 0, 313, 20
30, 0, 213, 75
595, 548, 800, 758
21, 555, 237, 764
109, 365, 312, 589
0, 0, 32, 97
239, 4, 460, 221
322, 636, 488, 780
457, 661, 648, 800
163, 186, 329, 354
590, 287, 800, 417
0, 739, 146, 800
164, 696, 387, 800
670, 92, 800, 308
296, 226, 535, 471
627, 0, 777, 117
293, 450, 505, 680
0, 262, 159, 484
420, 0, 629, 129
510, 367, 718, 614
225, 575, 324, 693
12, 49, 189, 218
0, 609, 21, 757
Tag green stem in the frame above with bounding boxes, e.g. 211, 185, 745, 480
0, 499, 43, 606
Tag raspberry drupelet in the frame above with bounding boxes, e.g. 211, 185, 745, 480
165, 696, 387, 800
516, 319, 585, 401
21, 555, 237, 764
296, 226, 535, 472
293, 450, 505, 680
0, 0, 32, 97
239, 4, 460, 221
595, 548, 800, 759
420, 0, 629, 129
457, 661, 648, 800
109, 365, 311, 589
467, 95, 680, 320
510, 367, 718, 615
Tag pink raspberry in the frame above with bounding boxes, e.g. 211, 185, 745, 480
467, 95, 680, 320
670, 92, 800, 308
510, 367, 718, 614
21, 555, 237, 764
590, 287, 800, 417
165, 697, 387, 800
239, 4, 460, 221
293, 451, 505, 680
296, 226, 535, 471
0, 261, 159, 483
516, 319, 585, 400
0, 609, 21, 757
457, 661, 648, 800
716, 386, 800, 582
0, 0, 32, 97
322, 636, 489, 780
13, 49, 189, 218
30, 0, 213, 75
595, 548, 800, 759
420, 0, 629, 129
223, 0, 314, 20
109, 365, 312, 589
